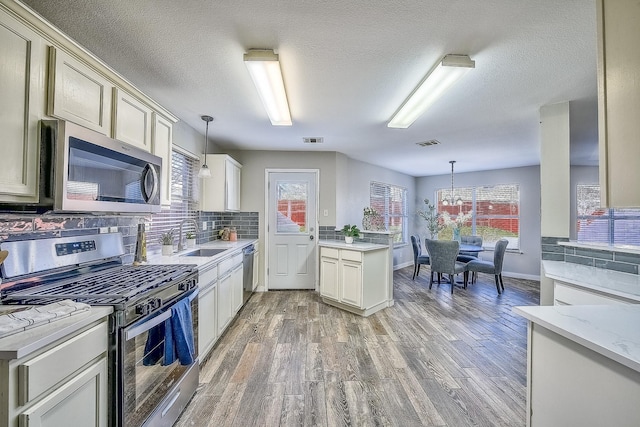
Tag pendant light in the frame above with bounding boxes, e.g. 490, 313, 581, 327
442, 160, 463, 207
198, 115, 213, 178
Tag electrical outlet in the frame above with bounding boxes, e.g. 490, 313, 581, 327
109, 226, 118, 233
323, 209, 329, 217
99, 227, 109, 234
211, 221, 215, 229
202, 221, 207, 231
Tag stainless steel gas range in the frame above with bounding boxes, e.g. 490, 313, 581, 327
0, 233, 199, 427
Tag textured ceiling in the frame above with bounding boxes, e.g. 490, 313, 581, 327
22, 0, 598, 177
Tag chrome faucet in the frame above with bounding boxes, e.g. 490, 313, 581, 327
178, 219, 199, 251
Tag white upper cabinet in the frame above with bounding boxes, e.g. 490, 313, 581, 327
597, 0, 640, 208
48, 46, 113, 135
0, 9, 46, 203
200, 154, 242, 212
113, 88, 153, 151
152, 113, 173, 206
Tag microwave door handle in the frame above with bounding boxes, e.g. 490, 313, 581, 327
141, 163, 159, 203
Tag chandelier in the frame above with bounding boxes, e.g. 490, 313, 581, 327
442, 160, 463, 207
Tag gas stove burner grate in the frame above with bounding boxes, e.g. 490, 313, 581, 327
2, 264, 196, 305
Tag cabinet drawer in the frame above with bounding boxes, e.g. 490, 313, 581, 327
199, 262, 218, 287
554, 282, 631, 306
320, 247, 339, 259
341, 250, 361, 262
18, 321, 108, 406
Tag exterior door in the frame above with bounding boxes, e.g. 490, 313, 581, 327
267, 171, 318, 290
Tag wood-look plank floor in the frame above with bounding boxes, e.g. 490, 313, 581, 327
176, 267, 539, 426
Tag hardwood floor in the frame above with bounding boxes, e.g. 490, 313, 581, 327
176, 266, 539, 426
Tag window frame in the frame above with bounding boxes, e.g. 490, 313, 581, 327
370, 181, 408, 245
436, 183, 520, 250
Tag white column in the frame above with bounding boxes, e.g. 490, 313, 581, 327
539, 102, 571, 305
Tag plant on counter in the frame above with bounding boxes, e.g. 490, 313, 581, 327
160, 230, 174, 245
417, 198, 444, 239
341, 224, 361, 237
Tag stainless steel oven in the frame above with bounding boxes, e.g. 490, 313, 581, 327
0, 234, 198, 427
122, 288, 198, 427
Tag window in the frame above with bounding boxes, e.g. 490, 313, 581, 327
436, 184, 520, 249
577, 184, 640, 245
370, 182, 407, 244
147, 149, 199, 248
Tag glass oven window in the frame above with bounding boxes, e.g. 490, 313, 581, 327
122, 296, 198, 426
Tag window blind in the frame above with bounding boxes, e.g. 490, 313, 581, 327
147, 150, 199, 248
370, 181, 407, 244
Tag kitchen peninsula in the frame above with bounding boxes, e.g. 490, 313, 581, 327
318, 237, 393, 317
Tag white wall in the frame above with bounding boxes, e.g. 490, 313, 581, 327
341, 157, 417, 267
173, 120, 220, 157
416, 165, 541, 279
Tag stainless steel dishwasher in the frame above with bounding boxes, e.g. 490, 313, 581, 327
242, 244, 255, 303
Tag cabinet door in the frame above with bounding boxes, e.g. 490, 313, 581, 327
231, 263, 243, 313
320, 256, 339, 300
48, 46, 113, 135
19, 357, 108, 427
113, 88, 152, 151
152, 113, 173, 206
0, 11, 46, 202
340, 260, 363, 307
198, 283, 217, 361
597, 0, 640, 207
226, 159, 241, 211
217, 272, 233, 335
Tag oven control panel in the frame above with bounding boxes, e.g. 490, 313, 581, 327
55, 240, 96, 256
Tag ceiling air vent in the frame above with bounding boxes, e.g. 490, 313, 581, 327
416, 139, 440, 147
303, 137, 324, 144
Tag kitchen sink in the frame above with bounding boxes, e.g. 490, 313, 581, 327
179, 248, 227, 257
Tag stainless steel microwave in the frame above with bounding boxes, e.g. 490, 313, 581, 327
5, 120, 163, 214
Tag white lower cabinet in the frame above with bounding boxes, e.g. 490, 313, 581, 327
0, 318, 109, 427
252, 250, 260, 291
319, 245, 389, 317
197, 262, 218, 362
217, 270, 233, 336
231, 262, 243, 314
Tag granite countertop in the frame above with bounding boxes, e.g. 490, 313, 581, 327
543, 260, 640, 302
514, 304, 640, 373
318, 240, 388, 251
146, 239, 258, 268
0, 306, 113, 360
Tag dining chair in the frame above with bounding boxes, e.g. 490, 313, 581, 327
410, 235, 431, 281
458, 235, 483, 283
464, 238, 509, 295
425, 239, 467, 294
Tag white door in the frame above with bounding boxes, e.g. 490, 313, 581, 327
267, 171, 318, 290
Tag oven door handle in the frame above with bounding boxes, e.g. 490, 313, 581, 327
125, 309, 172, 341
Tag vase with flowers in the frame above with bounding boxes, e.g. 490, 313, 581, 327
440, 210, 473, 242
362, 207, 385, 231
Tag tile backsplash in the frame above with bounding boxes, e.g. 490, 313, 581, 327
0, 211, 259, 265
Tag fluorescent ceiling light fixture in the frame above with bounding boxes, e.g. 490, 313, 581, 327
388, 54, 475, 129
244, 49, 292, 126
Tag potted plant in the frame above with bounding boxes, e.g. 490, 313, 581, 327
341, 224, 360, 244
160, 230, 174, 255
185, 231, 197, 248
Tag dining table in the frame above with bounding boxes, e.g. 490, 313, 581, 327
459, 244, 484, 255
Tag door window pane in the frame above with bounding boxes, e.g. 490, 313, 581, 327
276, 181, 307, 233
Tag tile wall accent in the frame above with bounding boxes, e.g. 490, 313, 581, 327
0, 211, 260, 265
319, 226, 392, 245
542, 236, 640, 275
205, 211, 259, 240
0, 214, 145, 264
